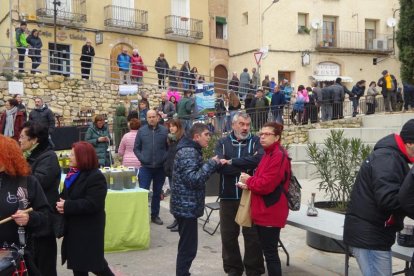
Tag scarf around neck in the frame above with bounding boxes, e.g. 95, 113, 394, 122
64, 167, 81, 189
4, 106, 18, 137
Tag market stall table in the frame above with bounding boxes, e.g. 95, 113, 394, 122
104, 188, 150, 252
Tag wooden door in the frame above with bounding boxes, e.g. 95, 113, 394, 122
214, 65, 228, 95
110, 43, 132, 83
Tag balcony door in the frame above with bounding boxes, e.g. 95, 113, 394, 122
365, 20, 377, 50
112, 0, 135, 28
322, 16, 337, 47
172, 0, 190, 36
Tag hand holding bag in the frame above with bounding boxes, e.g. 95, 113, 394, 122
235, 189, 252, 227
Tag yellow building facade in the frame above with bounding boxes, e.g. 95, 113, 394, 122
228, 0, 401, 88
0, 0, 231, 85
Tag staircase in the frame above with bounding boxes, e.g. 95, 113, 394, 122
290, 113, 414, 179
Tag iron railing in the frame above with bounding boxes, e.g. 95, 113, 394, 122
165, 15, 203, 40
315, 30, 393, 52
36, 0, 87, 24
104, 5, 148, 32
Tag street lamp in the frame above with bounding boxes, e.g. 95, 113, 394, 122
261, 0, 279, 49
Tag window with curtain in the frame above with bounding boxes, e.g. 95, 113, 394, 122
323, 16, 337, 47
216, 17, 227, 40
298, 13, 308, 32
365, 20, 377, 50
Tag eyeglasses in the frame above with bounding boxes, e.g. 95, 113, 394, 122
258, 132, 275, 137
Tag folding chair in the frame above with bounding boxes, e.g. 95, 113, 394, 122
202, 197, 221, 235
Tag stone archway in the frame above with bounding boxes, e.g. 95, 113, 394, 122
214, 64, 228, 95
110, 43, 133, 83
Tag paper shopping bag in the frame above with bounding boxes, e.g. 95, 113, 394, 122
235, 189, 252, 227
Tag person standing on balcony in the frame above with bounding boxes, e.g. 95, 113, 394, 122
239, 68, 251, 100
26, 29, 43, 75
180, 61, 191, 91
15, 22, 28, 73
80, 39, 95, 80
228, 72, 240, 93
378, 70, 398, 112
155, 53, 170, 90
131, 49, 147, 85
117, 48, 131, 84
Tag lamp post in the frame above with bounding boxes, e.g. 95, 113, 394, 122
392, 8, 400, 55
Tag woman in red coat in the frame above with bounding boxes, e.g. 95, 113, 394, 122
131, 49, 147, 85
0, 98, 25, 142
238, 121, 290, 276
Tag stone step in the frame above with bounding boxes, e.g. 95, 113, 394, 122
308, 127, 398, 144
288, 143, 376, 162
362, 112, 414, 128
291, 161, 317, 180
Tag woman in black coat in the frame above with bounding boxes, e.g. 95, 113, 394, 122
19, 121, 60, 276
26, 29, 43, 74
0, 135, 50, 276
56, 141, 114, 276
80, 39, 95, 79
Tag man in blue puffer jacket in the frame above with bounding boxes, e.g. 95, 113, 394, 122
170, 123, 221, 276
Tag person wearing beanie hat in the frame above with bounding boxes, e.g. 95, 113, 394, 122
378, 69, 398, 112
344, 119, 414, 276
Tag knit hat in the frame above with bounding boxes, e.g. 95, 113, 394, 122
400, 119, 414, 143
382, 70, 388, 75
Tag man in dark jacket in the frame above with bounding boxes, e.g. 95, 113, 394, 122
171, 123, 220, 276
320, 83, 333, 121
271, 87, 286, 124
378, 70, 398, 112
134, 110, 168, 225
330, 78, 345, 120
155, 53, 169, 89
29, 97, 55, 147
158, 92, 176, 119
344, 119, 414, 276
215, 112, 265, 276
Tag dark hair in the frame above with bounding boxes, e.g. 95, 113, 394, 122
263, 122, 284, 138
335, 77, 342, 84
20, 22, 27, 26
127, 110, 139, 121
189, 123, 209, 139
22, 121, 49, 146
243, 68, 248, 72
169, 95, 176, 102
7, 99, 18, 107
31, 29, 38, 35
357, 80, 366, 86
139, 99, 149, 109
129, 118, 141, 130
306, 86, 312, 92
72, 141, 99, 171
184, 90, 192, 96
369, 81, 376, 87
298, 85, 305, 91
167, 119, 184, 140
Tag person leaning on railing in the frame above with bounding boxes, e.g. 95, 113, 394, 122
26, 29, 43, 75
15, 22, 29, 73
80, 39, 95, 80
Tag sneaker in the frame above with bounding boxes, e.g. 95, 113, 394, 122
170, 225, 178, 232
151, 216, 163, 225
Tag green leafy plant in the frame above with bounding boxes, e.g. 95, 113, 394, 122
203, 134, 221, 161
307, 130, 372, 211
1, 72, 14, 81
298, 26, 311, 34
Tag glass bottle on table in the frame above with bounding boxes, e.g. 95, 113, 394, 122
307, 193, 318, 217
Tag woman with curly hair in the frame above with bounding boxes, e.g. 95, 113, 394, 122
0, 134, 50, 275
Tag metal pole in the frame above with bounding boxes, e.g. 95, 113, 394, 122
53, 1, 61, 74
392, 8, 400, 55
9, 0, 13, 49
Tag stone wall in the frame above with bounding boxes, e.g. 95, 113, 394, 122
0, 74, 164, 125
282, 117, 363, 144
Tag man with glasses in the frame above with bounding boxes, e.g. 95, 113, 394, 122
215, 112, 265, 276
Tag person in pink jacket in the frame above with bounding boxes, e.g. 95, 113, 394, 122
118, 118, 141, 168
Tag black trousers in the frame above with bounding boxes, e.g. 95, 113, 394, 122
32, 234, 57, 276
158, 74, 166, 89
220, 200, 265, 276
366, 102, 375, 115
81, 62, 92, 79
72, 259, 114, 276
256, 226, 282, 276
17, 47, 26, 72
176, 217, 198, 276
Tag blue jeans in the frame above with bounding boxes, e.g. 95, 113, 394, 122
350, 247, 392, 276
138, 167, 165, 218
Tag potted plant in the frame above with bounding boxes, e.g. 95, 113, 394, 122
306, 130, 372, 252
298, 26, 311, 35
203, 133, 221, 196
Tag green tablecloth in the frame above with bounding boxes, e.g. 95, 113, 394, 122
104, 188, 150, 252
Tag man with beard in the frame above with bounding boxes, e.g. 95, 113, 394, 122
215, 112, 265, 276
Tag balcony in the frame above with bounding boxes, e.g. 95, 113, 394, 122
314, 30, 393, 54
165, 15, 203, 42
36, 0, 87, 25
104, 5, 148, 34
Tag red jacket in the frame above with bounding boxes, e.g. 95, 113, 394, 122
0, 110, 25, 142
131, 55, 146, 78
246, 141, 290, 227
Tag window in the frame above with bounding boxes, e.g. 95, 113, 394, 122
298, 13, 309, 33
242, 12, 248, 25
216, 17, 227, 40
322, 16, 337, 47
365, 20, 377, 50
177, 43, 189, 64
112, 0, 135, 27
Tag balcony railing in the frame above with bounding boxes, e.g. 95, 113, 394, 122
36, 0, 87, 24
104, 5, 148, 34
165, 15, 203, 41
315, 30, 393, 53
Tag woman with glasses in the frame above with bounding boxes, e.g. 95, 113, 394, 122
237, 122, 290, 276
85, 115, 112, 167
